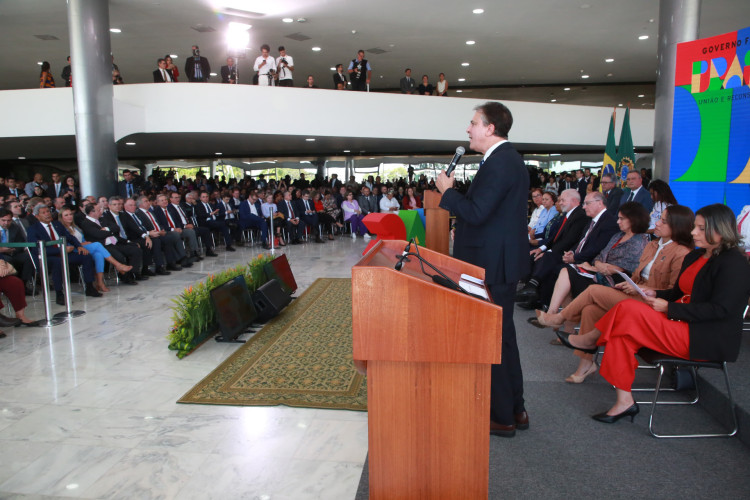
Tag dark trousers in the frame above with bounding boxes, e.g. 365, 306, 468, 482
351, 80, 367, 91
202, 220, 232, 246
277, 79, 294, 87
488, 282, 525, 425
47, 251, 95, 291
105, 242, 142, 273
283, 219, 306, 242
299, 213, 320, 236
239, 214, 268, 242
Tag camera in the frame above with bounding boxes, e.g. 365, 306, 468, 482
279, 58, 287, 66
192, 47, 200, 57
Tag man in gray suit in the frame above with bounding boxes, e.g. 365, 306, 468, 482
400, 68, 416, 94
357, 186, 379, 215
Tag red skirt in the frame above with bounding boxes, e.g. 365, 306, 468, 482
594, 299, 690, 391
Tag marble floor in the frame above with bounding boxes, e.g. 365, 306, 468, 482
0, 235, 371, 499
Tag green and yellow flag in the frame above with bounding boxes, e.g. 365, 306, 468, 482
616, 106, 634, 187
602, 110, 617, 186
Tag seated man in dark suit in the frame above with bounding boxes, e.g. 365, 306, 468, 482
180, 192, 217, 257
26, 205, 101, 305
194, 192, 235, 251
619, 170, 654, 213
103, 196, 159, 278
216, 193, 241, 244
293, 190, 324, 243
238, 191, 270, 249
357, 186, 378, 215
79, 203, 142, 283
0, 208, 35, 294
515, 189, 589, 305
276, 191, 306, 244
600, 173, 624, 211
132, 196, 189, 270
151, 193, 200, 263
517, 191, 619, 307
120, 197, 172, 276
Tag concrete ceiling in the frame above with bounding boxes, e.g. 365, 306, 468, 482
2, 0, 748, 106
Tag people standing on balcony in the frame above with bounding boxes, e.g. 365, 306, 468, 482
153, 58, 174, 83
276, 46, 294, 87
220, 57, 237, 84
185, 45, 210, 82
39, 62, 55, 88
253, 44, 277, 87
164, 55, 179, 82
61, 56, 71, 87
348, 50, 371, 91
333, 63, 347, 89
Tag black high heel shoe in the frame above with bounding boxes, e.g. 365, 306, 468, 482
555, 331, 598, 354
592, 403, 639, 423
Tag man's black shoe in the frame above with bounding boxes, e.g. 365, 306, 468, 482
205, 250, 219, 257
155, 266, 172, 275
518, 300, 543, 311
134, 274, 148, 281
56, 292, 65, 306
85, 287, 103, 298
226, 246, 236, 252
119, 273, 138, 285
141, 268, 157, 277
165, 263, 181, 272
291, 239, 302, 245
514, 283, 539, 302
314, 236, 325, 243
179, 257, 193, 268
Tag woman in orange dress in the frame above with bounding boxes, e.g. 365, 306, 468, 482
557, 204, 750, 423
39, 61, 55, 88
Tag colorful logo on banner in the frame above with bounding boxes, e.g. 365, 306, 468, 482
669, 27, 750, 214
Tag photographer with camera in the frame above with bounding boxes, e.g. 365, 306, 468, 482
253, 44, 277, 86
220, 57, 237, 84
347, 50, 371, 91
185, 45, 211, 82
276, 46, 294, 87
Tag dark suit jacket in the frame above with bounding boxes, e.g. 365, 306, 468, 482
79, 215, 119, 245
152, 206, 178, 231
576, 178, 588, 201
122, 210, 149, 241
332, 72, 347, 88
620, 186, 654, 213
439, 142, 530, 286
603, 187, 624, 211
238, 199, 263, 222
26, 220, 83, 257
117, 180, 138, 199
657, 248, 750, 362
358, 194, 378, 215
153, 68, 175, 83
220, 65, 236, 83
46, 182, 65, 199
100, 212, 132, 244
5, 223, 26, 255
194, 201, 219, 225
547, 205, 590, 255
184, 56, 210, 82
572, 208, 620, 264
400, 76, 416, 94
276, 200, 297, 221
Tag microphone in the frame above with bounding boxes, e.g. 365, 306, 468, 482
394, 239, 413, 271
444, 146, 465, 176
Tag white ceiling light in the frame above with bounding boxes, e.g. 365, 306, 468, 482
215, 152, 223, 155
550, 99, 557, 102
37, 61, 43, 65
563, 87, 571, 91
638, 35, 649, 40
110, 28, 121, 33
605, 58, 614, 63
169, 54, 178, 58
210, 72, 217, 76
472, 8, 484, 14
312, 47, 321, 51
466, 40, 475, 45
637, 94, 645, 97
282, 18, 293, 23
456, 90, 463, 93
17, 156, 26, 159
343, 150, 350, 153
227, 22, 251, 52
125, 142, 136, 146
461, 62, 470, 66
458, 78, 466, 82
618, 103, 623, 107
581, 74, 590, 79
306, 138, 315, 142
330, 67, 336, 71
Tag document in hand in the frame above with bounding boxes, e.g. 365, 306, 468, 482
617, 271, 649, 299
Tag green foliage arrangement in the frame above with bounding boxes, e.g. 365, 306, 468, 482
168, 254, 273, 358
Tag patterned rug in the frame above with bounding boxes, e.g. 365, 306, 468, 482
178, 278, 367, 411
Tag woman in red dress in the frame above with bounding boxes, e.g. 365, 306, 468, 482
557, 204, 750, 423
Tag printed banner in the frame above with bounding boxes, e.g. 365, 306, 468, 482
669, 27, 750, 214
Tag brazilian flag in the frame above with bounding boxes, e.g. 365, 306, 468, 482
616, 106, 634, 186
602, 110, 617, 186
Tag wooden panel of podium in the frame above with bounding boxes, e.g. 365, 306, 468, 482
423, 190, 450, 255
352, 239, 502, 499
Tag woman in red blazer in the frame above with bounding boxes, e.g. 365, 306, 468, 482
557, 204, 750, 423
401, 186, 422, 210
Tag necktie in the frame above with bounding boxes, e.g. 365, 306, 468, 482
287, 202, 295, 219
553, 216, 568, 242
575, 219, 596, 253
127, 183, 132, 197
204, 203, 214, 220
114, 215, 127, 239
145, 211, 160, 231
1, 228, 6, 243
163, 208, 175, 228
47, 223, 59, 247
479, 159, 485, 168
627, 191, 635, 202
130, 213, 146, 232
305, 200, 310, 212
175, 206, 188, 224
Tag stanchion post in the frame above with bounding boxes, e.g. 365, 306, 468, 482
37, 241, 66, 327
55, 236, 86, 319
269, 209, 275, 253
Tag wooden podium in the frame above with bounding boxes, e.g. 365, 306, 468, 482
423, 190, 450, 255
352, 240, 502, 499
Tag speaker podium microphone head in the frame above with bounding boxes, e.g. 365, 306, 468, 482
445, 146, 465, 176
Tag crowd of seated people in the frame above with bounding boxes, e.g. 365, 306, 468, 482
516, 176, 750, 424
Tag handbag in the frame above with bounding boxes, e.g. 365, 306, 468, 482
0, 259, 18, 277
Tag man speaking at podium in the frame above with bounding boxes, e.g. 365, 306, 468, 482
436, 102, 530, 437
